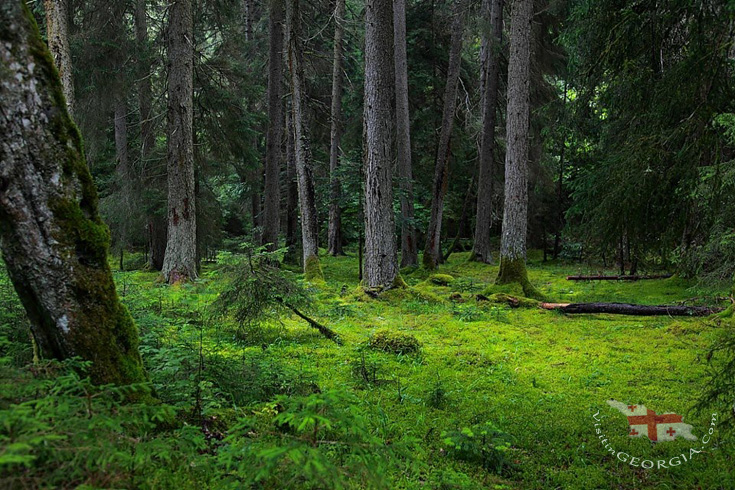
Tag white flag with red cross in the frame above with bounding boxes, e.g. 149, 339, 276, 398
607, 400, 697, 442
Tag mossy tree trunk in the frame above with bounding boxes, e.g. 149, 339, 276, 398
287, 0, 322, 281
470, 0, 503, 264
0, 1, 146, 385
162, 0, 198, 283
423, 0, 467, 270
327, 0, 345, 257
363, 0, 400, 289
44, 0, 75, 116
261, 0, 284, 253
394, 0, 418, 268
496, 0, 538, 298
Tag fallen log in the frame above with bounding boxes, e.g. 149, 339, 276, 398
566, 274, 672, 281
540, 302, 721, 316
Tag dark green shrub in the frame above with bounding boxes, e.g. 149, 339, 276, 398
441, 422, 513, 474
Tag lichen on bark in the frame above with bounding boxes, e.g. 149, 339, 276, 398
0, 2, 146, 386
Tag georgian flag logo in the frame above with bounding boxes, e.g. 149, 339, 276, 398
607, 400, 697, 442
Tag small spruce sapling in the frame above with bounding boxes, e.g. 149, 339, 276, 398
214, 249, 341, 343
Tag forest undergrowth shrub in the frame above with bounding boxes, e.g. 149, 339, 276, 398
216, 390, 411, 489
440, 422, 513, 475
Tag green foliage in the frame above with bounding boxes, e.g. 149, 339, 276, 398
368, 329, 421, 355
441, 422, 513, 474
217, 390, 401, 489
214, 249, 313, 331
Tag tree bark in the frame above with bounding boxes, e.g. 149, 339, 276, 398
286, 0, 322, 280
327, 0, 346, 256
496, 0, 536, 297
261, 0, 285, 252
136, 0, 155, 162
394, 0, 417, 268
0, 2, 146, 385
284, 105, 300, 264
363, 0, 400, 289
471, 0, 503, 264
44, 0, 75, 116
423, 0, 467, 270
540, 302, 720, 316
135, 0, 165, 270
162, 0, 198, 283
114, 95, 132, 247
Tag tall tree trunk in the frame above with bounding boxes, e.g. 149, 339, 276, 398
0, 2, 146, 385
136, 0, 155, 161
327, 0, 346, 256
242, 0, 254, 41
394, 0, 417, 268
496, 0, 538, 298
471, 0, 503, 264
286, 0, 322, 280
162, 0, 197, 283
363, 0, 400, 289
44, 0, 75, 116
261, 0, 284, 252
423, 0, 467, 270
114, 96, 131, 247
284, 105, 300, 264
136, 0, 165, 270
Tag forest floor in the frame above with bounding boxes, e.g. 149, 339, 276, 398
2, 250, 734, 489
115, 249, 734, 489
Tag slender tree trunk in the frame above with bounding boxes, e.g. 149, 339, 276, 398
284, 105, 300, 264
44, 0, 75, 116
394, 0, 417, 268
114, 96, 131, 248
286, 0, 322, 280
136, 0, 165, 270
261, 0, 284, 252
0, 2, 146, 385
242, 0, 254, 41
363, 0, 400, 289
423, 0, 467, 270
471, 0, 503, 264
496, 0, 538, 298
327, 0, 346, 256
162, 0, 197, 283
136, 0, 155, 162
553, 81, 567, 259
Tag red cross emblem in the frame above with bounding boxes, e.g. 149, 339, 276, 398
627, 409, 683, 442
627, 405, 637, 411
629, 428, 639, 436
666, 427, 676, 437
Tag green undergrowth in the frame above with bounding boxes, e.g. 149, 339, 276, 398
1, 250, 733, 489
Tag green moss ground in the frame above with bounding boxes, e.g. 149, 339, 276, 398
113, 250, 733, 489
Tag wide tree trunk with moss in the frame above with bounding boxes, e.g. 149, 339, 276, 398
162, 0, 198, 283
0, 2, 146, 385
423, 0, 467, 270
394, 0, 417, 268
261, 0, 285, 252
496, 0, 538, 297
327, 0, 346, 256
287, 0, 322, 280
471, 0, 503, 264
363, 0, 400, 289
44, 0, 75, 116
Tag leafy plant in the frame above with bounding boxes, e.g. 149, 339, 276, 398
441, 422, 513, 474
